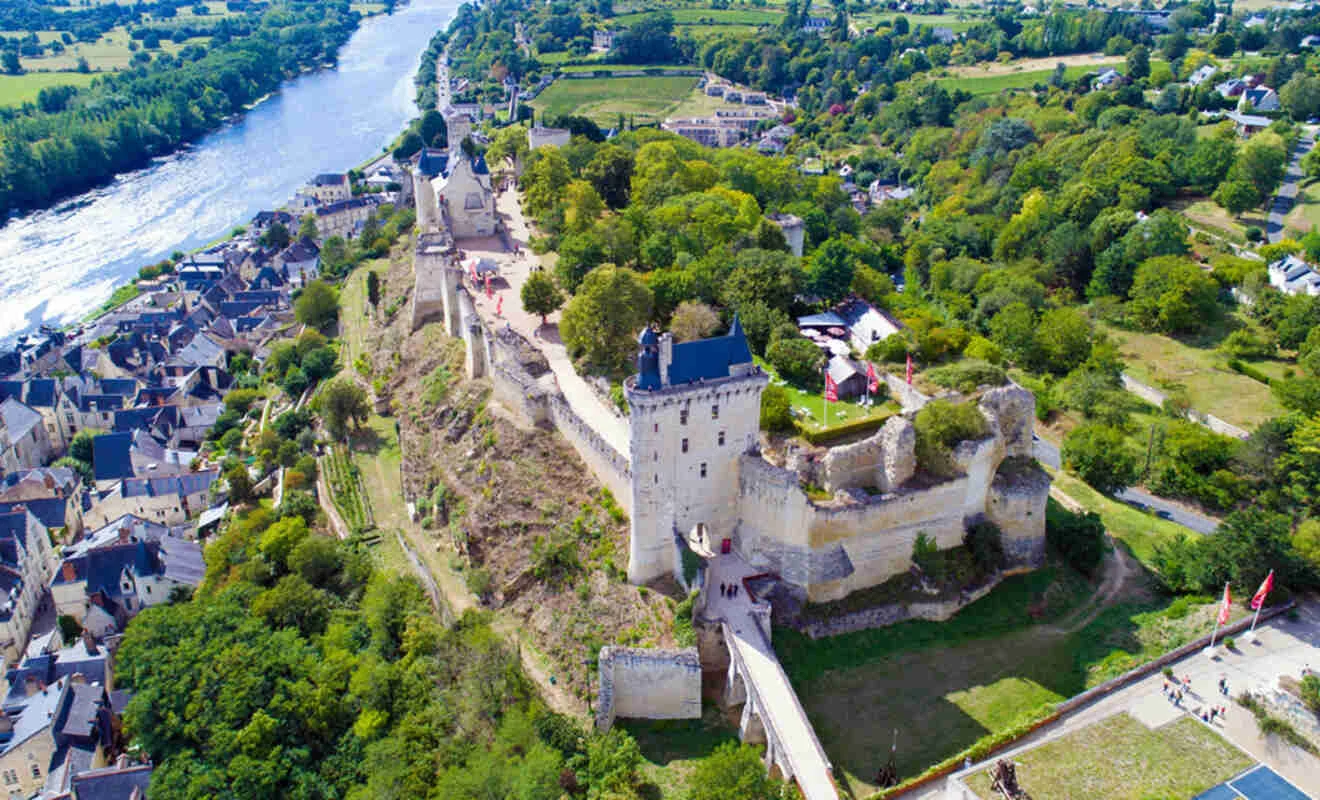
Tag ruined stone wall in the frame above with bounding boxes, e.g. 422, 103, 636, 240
986, 465, 1049, 572
546, 394, 632, 514
595, 646, 702, 731
411, 234, 455, 332
797, 578, 1001, 639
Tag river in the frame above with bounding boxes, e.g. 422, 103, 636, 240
0, 0, 460, 344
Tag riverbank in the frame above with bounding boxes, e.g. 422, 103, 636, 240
0, 0, 460, 346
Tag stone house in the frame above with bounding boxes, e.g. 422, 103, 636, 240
592, 28, 614, 52
0, 399, 54, 473
0, 381, 69, 457
303, 173, 351, 204
0, 677, 114, 799
1268, 254, 1320, 295
0, 468, 85, 540
1239, 86, 1281, 112
51, 534, 203, 627
528, 125, 571, 151
82, 471, 219, 530
278, 237, 321, 289
314, 196, 380, 241
432, 154, 497, 239
0, 508, 55, 663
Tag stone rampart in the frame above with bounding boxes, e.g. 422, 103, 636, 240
546, 394, 632, 512
797, 577, 1001, 639
884, 373, 931, 412
595, 646, 702, 731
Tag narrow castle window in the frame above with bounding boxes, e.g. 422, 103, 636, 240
654, 423, 659, 433
712, 404, 719, 419
718, 431, 726, 446
700, 463, 708, 478
680, 409, 688, 425
681, 438, 689, 453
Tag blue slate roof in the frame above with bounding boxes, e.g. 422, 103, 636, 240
24, 379, 55, 408
120, 471, 217, 500
666, 317, 753, 385
220, 301, 264, 318
98, 379, 137, 398
0, 498, 67, 530
233, 290, 281, 306
71, 763, 154, 800
252, 266, 285, 289
415, 147, 448, 177
0, 381, 20, 403
78, 394, 125, 414
92, 433, 133, 482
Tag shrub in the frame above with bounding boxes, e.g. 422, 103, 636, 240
913, 399, 989, 477
465, 567, 492, 597
1046, 502, 1106, 575
1219, 329, 1275, 360
1245, 226, 1264, 242
925, 360, 1008, 393
673, 591, 696, 647
964, 520, 1004, 574
766, 336, 825, 390
912, 532, 945, 581
1301, 674, 1320, 714
866, 333, 911, 363
1227, 358, 1272, 385
759, 384, 795, 432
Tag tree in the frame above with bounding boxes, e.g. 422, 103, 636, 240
260, 221, 291, 250
1214, 179, 1262, 216
1235, 137, 1288, 201
669, 301, 720, 342
686, 742, 776, 800
1062, 423, 1140, 495
2, 51, 21, 75
582, 145, 634, 209
560, 264, 653, 374
1126, 44, 1150, 80
1046, 504, 1106, 576
70, 429, 97, 464
989, 303, 1038, 367
1128, 256, 1220, 334
1034, 307, 1092, 375
298, 214, 318, 241
760, 384, 794, 432
225, 465, 254, 505
913, 399, 989, 478
520, 271, 564, 325
806, 238, 857, 303
294, 280, 339, 331
319, 379, 369, 440
1281, 74, 1320, 122
766, 336, 825, 390
366, 270, 380, 309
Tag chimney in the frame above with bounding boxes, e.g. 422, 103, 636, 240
43, 473, 54, 491
116, 753, 130, 769
69, 672, 86, 686
24, 676, 40, 697
658, 333, 674, 388
82, 628, 97, 655
118, 526, 130, 544
61, 562, 76, 582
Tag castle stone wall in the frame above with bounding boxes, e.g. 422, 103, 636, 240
595, 646, 702, 731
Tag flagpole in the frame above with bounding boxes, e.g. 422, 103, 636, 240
1205, 581, 1228, 657
1247, 604, 1263, 642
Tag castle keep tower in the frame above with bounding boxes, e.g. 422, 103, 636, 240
624, 318, 768, 584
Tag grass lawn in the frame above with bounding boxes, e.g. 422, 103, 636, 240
963, 714, 1252, 800
754, 356, 899, 434
1100, 322, 1283, 431
668, 86, 746, 118
20, 25, 203, 72
531, 75, 698, 125
779, 559, 1233, 796
931, 63, 1109, 96
1173, 197, 1264, 244
1048, 468, 1188, 568
622, 709, 743, 798
0, 71, 97, 107
555, 62, 695, 73
1284, 179, 1320, 238
674, 23, 763, 39
854, 11, 984, 32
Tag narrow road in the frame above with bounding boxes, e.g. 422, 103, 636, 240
1033, 435, 1220, 534
1268, 133, 1315, 243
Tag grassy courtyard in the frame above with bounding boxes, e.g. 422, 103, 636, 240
963, 714, 1251, 800
531, 75, 699, 126
777, 559, 1234, 796
0, 71, 97, 107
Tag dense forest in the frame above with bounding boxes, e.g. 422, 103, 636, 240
0, 0, 362, 216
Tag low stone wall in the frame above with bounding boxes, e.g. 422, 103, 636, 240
796, 578, 1001, 639
884, 373, 931, 412
596, 646, 703, 731
1120, 373, 1249, 440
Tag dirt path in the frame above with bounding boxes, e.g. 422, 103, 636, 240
1045, 539, 1137, 635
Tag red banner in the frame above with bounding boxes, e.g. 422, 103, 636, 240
905, 353, 913, 385
866, 362, 879, 393
1251, 570, 1273, 611
825, 373, 839, 403
1217, 583, 1232, 626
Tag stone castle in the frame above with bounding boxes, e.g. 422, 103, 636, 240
625, 322, 1050, 603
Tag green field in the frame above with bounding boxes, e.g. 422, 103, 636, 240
933, 63, 1106, 95
531, 75, 698, 125
19, 26, 205, 72
0, 71, 98, 107
1100, 322, 1284, 431
1284, 179, 1320, 237
963, 714, 1252, 800
854, 11, 984, 33
555, 62, 697, 73
1049, 468, 1189, 568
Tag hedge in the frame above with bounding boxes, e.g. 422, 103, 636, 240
796, 412, 893, 445
1226, 359, 1272, 386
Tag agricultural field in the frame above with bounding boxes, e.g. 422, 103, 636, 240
1099, 322, 1286, 430
932, 64, 1102, 96
1173, 196, 1264, 244
963, 714, 1252, 800
531, 75, 699, 125
322, 443, 375, 534
556, 62, 696, 73
0, 71, 97, 107
19, 26, 207, 72
853, 11, 986, 33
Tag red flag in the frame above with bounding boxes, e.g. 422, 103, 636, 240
1217, 583, 1232, 626
484, 274, 493, 299
496, 295, 504, 316
866, 362, 879, 394
905, 353, 914, 385
1250, 570, 1274, 611
825, 373, 839, 403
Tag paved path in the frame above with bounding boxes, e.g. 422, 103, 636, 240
461, 188, 631, 458
706, 554, 839, 800
924, 602, 1320, 800
1268, 133, 1315, 243
1033, 434, 1220, 534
